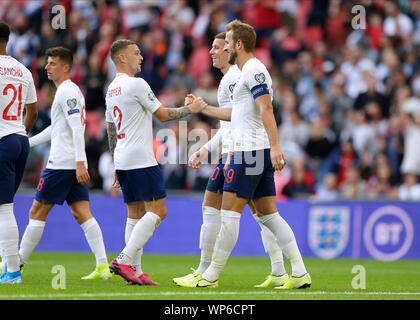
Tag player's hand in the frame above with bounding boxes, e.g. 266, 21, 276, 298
185, 94, 196, 106
188, 147, 209, 169
112, 172, 120, 189
188, 97, 207, 113
224, 152, 233, 175
270, 144, 286, 172
76, 162, 90, 185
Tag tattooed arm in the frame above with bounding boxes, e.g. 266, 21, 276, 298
107, 122, 117, 161
153, 97, 205, 122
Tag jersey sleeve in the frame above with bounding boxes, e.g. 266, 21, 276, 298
105, 104, 113, 123
25, 73, 37, 104
59, 86, 83, 120
243, 65, 271, 100
132, 78, 162, 113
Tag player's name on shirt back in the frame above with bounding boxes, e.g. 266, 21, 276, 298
0, 66, 24, 78
107, 86, 122, 98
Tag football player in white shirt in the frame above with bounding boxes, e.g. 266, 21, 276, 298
173, 32, 288, 289
188, 20, 311, 289
106, 39, 204, 285
0, 22, 38, 284
18, 47, 113, 280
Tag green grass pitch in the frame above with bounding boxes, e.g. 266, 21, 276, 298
0, 252, 419, 300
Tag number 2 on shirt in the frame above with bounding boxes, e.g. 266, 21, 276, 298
113, 106, 125, 139
2, 83, 23, 121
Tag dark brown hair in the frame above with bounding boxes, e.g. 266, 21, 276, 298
45, 46, 73, 68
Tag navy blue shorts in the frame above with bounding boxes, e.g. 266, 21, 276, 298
0, 134, 29, 204
116, 165, 166, 203
206, 153, 228, 194
35, 169, 89, 205
223, 149, 276, 199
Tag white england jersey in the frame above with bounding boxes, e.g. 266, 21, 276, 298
0, 55, 37, 139
217, 64, 240, 154
231, 57, 272, 151
105, 73, 161, 170
47, 80, 87, 169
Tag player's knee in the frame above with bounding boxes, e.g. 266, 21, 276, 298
71, 209, 92, 225
29, 201, 48, 221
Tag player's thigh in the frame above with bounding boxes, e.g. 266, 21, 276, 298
144, 197, 167, 220
221, 191, 248, 214
126, 201, 146, 219
202, 190, 222, 210
253, 196, 278, 215
13, 135, 29, 194
69, 200, 93, 225
29, 199, 54, 221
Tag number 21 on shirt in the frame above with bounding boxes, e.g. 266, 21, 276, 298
1, 83, 23, 121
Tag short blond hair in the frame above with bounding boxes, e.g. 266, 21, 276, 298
110, 39, 137, 64
225, 19, 256, 52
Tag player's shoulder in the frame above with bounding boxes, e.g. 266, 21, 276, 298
225, 64, 241, 80
56, 80, 82, 98
243, 58, 268, 74
242, 58, 270, 82
115, 74, 150, 91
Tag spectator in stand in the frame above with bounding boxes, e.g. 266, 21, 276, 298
340, 45, 376, 99
351, 109, 377, 157
366, 154, 399, 199
314, 172, 339, 201
164, 59, 196, 92
400, 97, 420, 176
383, 0, 414, 41
278, 109, 310, 151
327, 70, 353, 137
282, 159, 314, 199
242, 0, 280, 44
353, 70, 390, 117
385, 115, 404, 179
119, 0, 154, 34
83, 52, 106, 111
398, 173, 420, 201
304, 117, 337, 186
339, 165, 367, 199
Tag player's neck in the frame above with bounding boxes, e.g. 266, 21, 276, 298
54, 75, 70, 88
220, 63, 231, 75
236, 52, 254, 71
116, 66, 134, 77
0, 43, 7, 55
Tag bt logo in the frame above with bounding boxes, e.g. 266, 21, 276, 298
363, 206, 414, 261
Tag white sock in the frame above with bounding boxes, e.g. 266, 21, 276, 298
125, 218, 143, 276
19, 219, 46, 264
259, 212, 307, 277
80, 218, 108, 265
202, 210, 241, 282
198, 206, 221, 274
0, 204, 20, 273
117, 212, 161, 265
253, 213, 286, 276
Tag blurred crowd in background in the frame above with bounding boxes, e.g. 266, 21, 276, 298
4, 0, 420, 201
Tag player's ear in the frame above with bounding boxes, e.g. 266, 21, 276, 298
118, 52, 126, 64
63, 63, 71, 73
